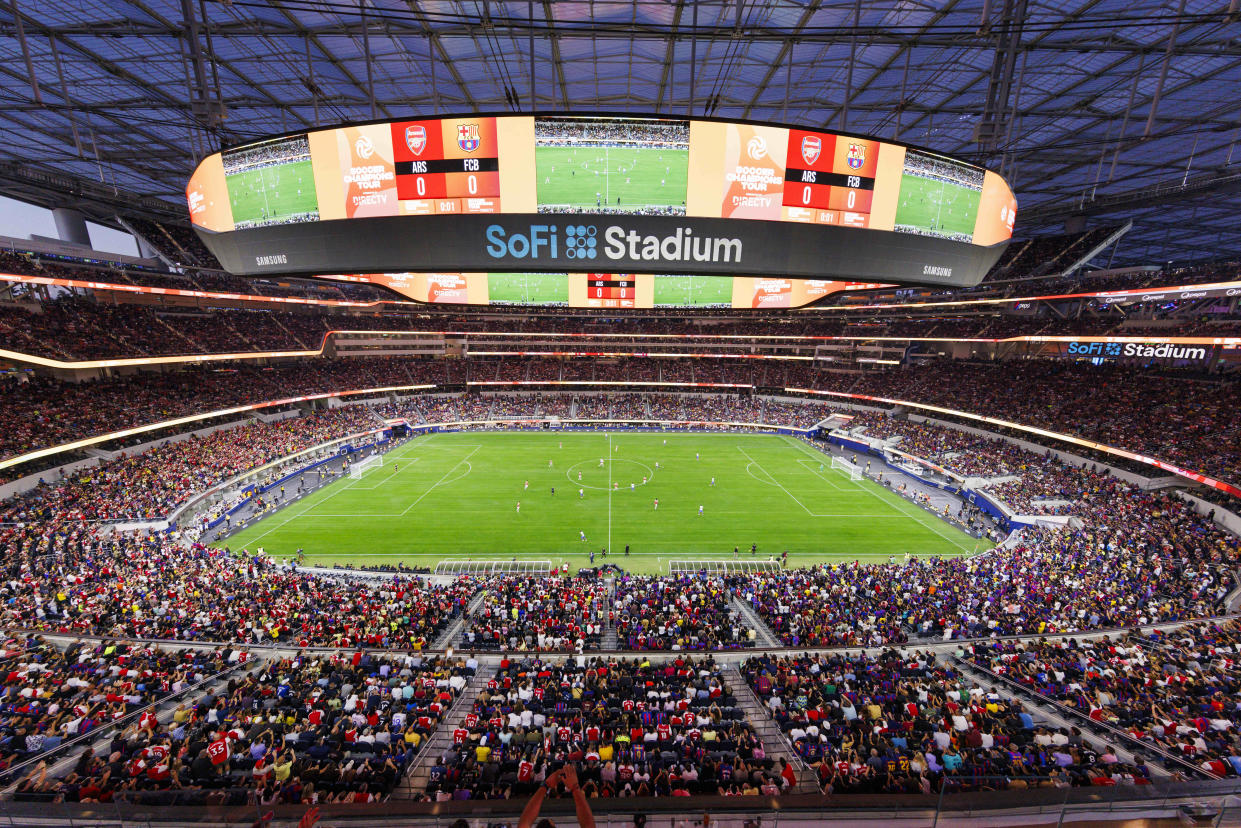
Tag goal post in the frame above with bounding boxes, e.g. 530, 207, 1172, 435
350, 454, 383, 479
830, 456, 864, 481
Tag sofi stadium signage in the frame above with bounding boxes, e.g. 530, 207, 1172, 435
1065, 340, 1212, 362
484, 222, 743, 264
187, 112, 1016, 287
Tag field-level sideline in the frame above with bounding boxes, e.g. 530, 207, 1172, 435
220, 430, 984, 575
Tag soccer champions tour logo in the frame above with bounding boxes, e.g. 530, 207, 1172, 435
484, 222, 744, 265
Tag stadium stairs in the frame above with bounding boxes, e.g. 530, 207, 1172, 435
950, 658, 1192, 781
433, 589, 489, 651
600, 576, 619, 650
730, 597, 782, 648
398, 670, 492, 798
721, 665, 819, 794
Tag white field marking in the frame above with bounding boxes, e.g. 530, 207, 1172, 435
742, 460, 896, 517
348, 457, 420, 490
300, 444, 478, 518
738, 447, 820, 517
298, 436, 436, 512
226, 439, 434, 544
780, 436, 976, 554
794, 458, 846, 491
565, 459, 654, 491
396, 447, 480, 517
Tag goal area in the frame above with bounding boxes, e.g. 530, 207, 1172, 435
350, 454, 383, 479
435, 559, 554, 575
668, 560, 782, 575
831, 456, 863, 481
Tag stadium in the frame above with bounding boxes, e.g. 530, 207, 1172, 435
0, 2, 1239, 828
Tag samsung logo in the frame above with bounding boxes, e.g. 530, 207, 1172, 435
922, 265, 953, 278
255, 254, 288, 267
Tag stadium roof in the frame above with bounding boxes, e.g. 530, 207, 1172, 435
0, 0, 1238, 266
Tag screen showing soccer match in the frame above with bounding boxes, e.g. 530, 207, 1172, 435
188, 114, 1016, 287
319, 272, 883, 309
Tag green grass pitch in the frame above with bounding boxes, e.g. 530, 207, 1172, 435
652, 276, 733, 307
893, 174, 982, 239
486, 273, 570, 304
225, 160, 319, 228
536, 147, 689, 211
222, 432, 983, 574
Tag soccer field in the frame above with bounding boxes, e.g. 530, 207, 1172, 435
536, 147, 689, 211
225, 160, 319, 228
222, 432, 983, 574
893, 174, 982, 239
487, 273, 570, 304
653, 276, 733, 307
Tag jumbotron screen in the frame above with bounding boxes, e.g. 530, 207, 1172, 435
322, 272, 889, 309
187, 114, 1016, 287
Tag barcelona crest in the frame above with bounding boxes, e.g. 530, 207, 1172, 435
800, 135, 821, 166
405, 125, 427, 155
846, 142, 866, 170
457, 123, 481, 153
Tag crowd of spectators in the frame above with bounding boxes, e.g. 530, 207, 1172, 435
425, 655, 781, 801
965, 620, 1241, 778
1, 636, 234, 784
736, 477, 1237, 647
0, 532, 477, 649
612, 576, 755, 650
744, 649, 1155, 794
2, 406, 381, 522
463, 577, 608, 652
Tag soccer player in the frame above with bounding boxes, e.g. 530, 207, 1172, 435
578, 471, 583, 481
580, 530, 586, 542
698, 505, 704, 516
579, 488, 584, 499
549, 460, 554, 468
599, 458, 604, 467
696, 452, 699, 461
630, 482, 635, 491
393, 463, 398, 473
516, 502, 521, 513
551, 487, 555, 496
524, 480, 529, 490
710, 477, 716, 486
653, 499, 659, 510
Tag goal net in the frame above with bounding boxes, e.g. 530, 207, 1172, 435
350, 454, 383, 479
831, 456, 864, 481
668, 560, 782, 575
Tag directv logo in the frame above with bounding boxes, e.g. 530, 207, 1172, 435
485, 222, 742, 264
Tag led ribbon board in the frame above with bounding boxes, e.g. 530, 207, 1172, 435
188, 114, 1016, 289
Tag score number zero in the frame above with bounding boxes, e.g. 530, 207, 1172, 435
798, 171, 863, 208
405, 157, 485, 197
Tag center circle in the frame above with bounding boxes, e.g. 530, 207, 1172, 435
565, 459, 656, 490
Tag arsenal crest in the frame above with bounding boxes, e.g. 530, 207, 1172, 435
801, 135, 821, 166
846, 142, 866, 170
405, 125, 426, 155
457, 123, 481, 153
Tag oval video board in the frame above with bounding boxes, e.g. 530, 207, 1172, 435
187, 114, 1016, 288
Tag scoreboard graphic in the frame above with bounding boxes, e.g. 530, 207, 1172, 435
189, 114, 1016, 287
391, 117, 503, 214
781, 130, 880, 228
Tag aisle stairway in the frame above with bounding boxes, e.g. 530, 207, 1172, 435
398, 670, 491, 797
721, 665, 819, 794
600, 576, 618, 650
